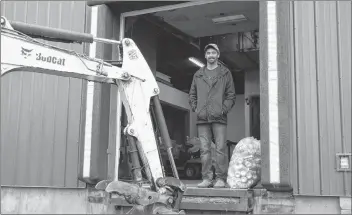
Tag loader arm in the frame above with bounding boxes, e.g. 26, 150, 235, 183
1, 16, 185, 214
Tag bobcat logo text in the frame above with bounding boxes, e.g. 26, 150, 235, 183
21, 47, 66, 66
36, 53, 66, 66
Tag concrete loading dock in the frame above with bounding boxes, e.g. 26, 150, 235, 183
1, 1, 351, 214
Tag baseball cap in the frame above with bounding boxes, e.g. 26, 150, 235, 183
204, 43, 220, 54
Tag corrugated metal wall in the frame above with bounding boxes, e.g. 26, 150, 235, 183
291, 1, 351, 196
1, 1, 89, 188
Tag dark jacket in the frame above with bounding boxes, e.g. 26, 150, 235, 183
189, 64, 236, 124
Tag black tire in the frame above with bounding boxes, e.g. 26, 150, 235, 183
184, 164, 201, 180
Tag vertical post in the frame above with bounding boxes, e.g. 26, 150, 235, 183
82, 5, 98, 179
111, 14, 126, 182
113, 91, 122, 181
267, 1, 280, 186
260, 1, 293, 192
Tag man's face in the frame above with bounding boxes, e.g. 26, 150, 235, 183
205, 48, 219, 64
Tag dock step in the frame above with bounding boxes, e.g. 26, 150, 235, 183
89, 187, 254, 213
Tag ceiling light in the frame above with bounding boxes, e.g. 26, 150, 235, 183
212, 14, 247, 24
189, 57, 204, 68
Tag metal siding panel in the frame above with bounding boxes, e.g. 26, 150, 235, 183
36, 1, 50, 45
71, 2, 88, 53
315, 1, 345, 196
65, 79, 84, 188
12, 73, 25, 185
59, 2, 74, 51
293, 1, 352, 196
52, 78, 70, 187
1, 1, 88, 188
293, 1, 321, 195
48, 1, 63, 48
46, 1, 67, 187
0, 72, 11, 183
25, 2, 38, 24
28, 73, 46, 186
15, 73, 34, 185
1, 73, 23, 184
10, 1, 25, 22
39, 76, 58, 186
2, 1, 15, 20
337, 1, 352, 196
1, 2, 5, 15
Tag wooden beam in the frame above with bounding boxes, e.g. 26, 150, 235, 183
180, 196, 248, 212
184, 187, 251, 198
105, 193, 251, 212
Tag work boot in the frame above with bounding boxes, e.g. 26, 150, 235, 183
213, 179, 226, 188
197, 179, 212, 188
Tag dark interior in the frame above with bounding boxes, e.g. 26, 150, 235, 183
122, 1, 260, 94
162, 102, 189, 147
125, 16, 248, 94
118, 1, 260, 180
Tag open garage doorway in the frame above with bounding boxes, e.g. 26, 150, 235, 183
119, 1, 261, 184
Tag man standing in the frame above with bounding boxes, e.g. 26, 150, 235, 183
189, 44, 236, 188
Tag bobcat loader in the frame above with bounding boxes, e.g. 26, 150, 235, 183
1, 16, 185, 214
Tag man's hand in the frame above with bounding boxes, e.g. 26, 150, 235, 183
222, 71, 236, 114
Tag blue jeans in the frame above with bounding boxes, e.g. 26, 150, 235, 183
197, 123, 228, 181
